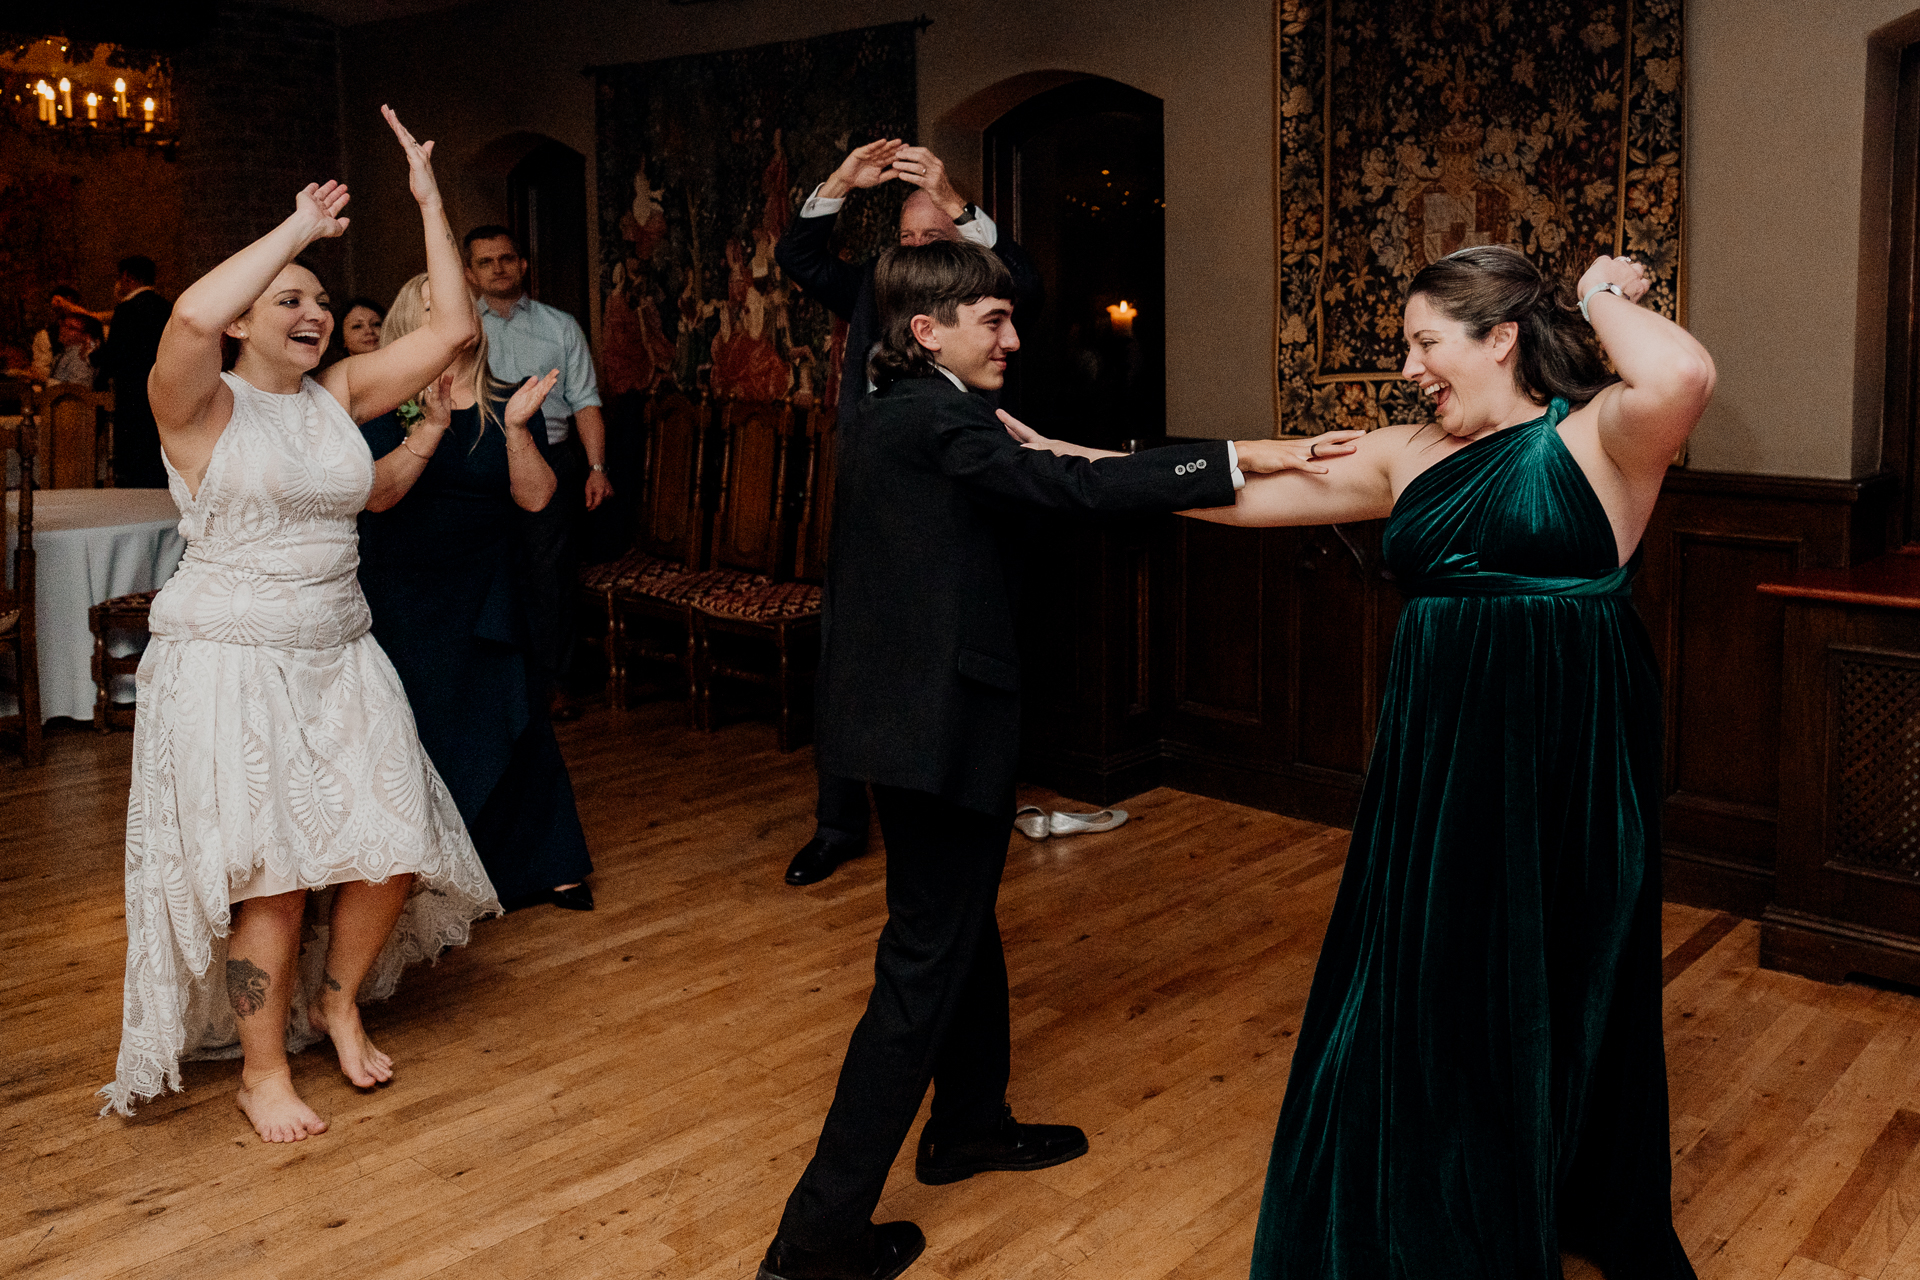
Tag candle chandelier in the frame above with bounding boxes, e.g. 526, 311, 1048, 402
1, 36, 176, 151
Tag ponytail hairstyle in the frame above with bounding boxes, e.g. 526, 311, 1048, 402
868, 240, 1016, 393
381, 272, 508, 435
1406, 245, 1615, 407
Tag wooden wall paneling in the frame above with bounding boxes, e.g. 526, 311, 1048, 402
1156, 521, 1377, 828
1637, 471, 1896, 917
1018, 515, 1166, 804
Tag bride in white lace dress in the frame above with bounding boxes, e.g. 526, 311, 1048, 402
101, 107, 501, 1142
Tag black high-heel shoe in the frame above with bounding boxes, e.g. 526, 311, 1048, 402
543, 883, 595, 911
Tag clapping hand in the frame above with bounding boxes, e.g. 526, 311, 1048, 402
504, 369, 560, 433
1577, 255, 1651, 305
823, 139, 905, 199
381, 104, 443, 208
417, 371, 454, 435
295, 180, 351, 240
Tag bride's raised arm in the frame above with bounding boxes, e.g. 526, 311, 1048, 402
319, 106, 476, 424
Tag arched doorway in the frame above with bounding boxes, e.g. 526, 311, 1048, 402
508, 140, 590, 331
984, 79, 1164, 450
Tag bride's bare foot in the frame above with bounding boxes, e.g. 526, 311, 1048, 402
236, 1067, 328, 1143
310, 979, 394, 1088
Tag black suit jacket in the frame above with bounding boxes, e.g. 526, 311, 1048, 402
815, 374, 1237, 815
95, 289, 172, 422
774, 210, 1042, 430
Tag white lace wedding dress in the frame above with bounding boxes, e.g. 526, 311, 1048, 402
100, 371, 501, 1116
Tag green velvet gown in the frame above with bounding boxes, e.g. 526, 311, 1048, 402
1250, 400, 1696, 1280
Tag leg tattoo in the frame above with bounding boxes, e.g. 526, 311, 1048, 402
227, 958, 270, 1018
323, 973, 342, 993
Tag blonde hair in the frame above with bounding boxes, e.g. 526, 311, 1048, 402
381, 272, 507, 433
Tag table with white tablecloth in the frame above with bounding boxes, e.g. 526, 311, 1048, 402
5, 489, 185, 722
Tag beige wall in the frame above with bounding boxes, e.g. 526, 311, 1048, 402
339, 0, 1273, 440
1687, 0, 1920, 477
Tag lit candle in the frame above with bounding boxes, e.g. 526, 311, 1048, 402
1106, 300, 1138, 336
36, 81, 55, 125
59, 77, 71, 118
143, 97, 156, 131
114, 77, 128, 118
86, 92, 98, 122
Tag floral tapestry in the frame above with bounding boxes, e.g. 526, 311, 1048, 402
592, 24, 918, 409
1275, 0, 1684, 434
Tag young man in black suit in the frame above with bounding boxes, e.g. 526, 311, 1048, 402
755, 242, 1349, 1280
773, 140, 1041, 889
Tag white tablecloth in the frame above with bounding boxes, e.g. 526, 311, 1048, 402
6, 488, 185, 722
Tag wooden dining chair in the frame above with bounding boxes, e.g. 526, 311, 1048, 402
0, 417, 45, 765
691, 399, 822, 750
31, 385, 115, 489
580, 388, 715, 708
88, 590, 159, 732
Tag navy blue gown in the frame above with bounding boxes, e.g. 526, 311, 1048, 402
358, 397, 592, 910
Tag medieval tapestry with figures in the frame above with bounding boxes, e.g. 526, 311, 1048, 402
1275, 0, 1685, 434
592, 23, 918, 412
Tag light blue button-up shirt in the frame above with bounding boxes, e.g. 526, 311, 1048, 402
477, 294, 601, 444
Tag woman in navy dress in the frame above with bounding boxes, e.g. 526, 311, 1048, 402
357, 273, 596, 912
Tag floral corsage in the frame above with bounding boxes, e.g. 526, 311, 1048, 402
395, 399, 425, 429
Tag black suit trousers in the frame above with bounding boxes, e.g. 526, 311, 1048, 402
813, 769, 870, 844
777, 784, 1014, 1247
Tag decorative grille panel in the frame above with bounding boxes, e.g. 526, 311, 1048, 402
1834, 655, 1920, 878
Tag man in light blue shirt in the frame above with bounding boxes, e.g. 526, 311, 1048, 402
464, 225, 613, 509
464, 224, 609, 715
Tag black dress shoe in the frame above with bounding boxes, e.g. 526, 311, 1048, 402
543, 883, 595, 911
755, 1221, 925, 1280
914, 1105, 1088, 1185
785, 835, 860, 886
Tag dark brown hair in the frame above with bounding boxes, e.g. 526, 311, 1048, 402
1407, 245, 1615, 407
868, 241, 1015, 392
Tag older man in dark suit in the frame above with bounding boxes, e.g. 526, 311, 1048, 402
753, 241, 1318, 1280
772, 140, 1042, 889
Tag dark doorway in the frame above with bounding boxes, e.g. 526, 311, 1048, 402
508, 140, 590, 331
985, 79, 1164, 451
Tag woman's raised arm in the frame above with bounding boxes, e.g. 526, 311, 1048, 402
321, 106, 476, 424
149, 182, 350, 443
1580, 255, 1716, 481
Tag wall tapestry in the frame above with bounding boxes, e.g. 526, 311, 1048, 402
1275, 0, 1685, 434
593, 23, 918, 410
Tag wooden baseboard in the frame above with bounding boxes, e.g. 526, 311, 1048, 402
1662, 845, 1775, 919
1159, 743, 1364, 829
1760, 905, 1920, 988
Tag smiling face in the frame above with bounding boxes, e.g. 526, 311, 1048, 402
228, 263, 332, 379
340, 304, 383, 356
914, 296, 1018, 390
1400, 292, 1526, 438
898, 190, 962, 247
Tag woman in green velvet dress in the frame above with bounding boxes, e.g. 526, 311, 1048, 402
1005, 245, 1714, 1278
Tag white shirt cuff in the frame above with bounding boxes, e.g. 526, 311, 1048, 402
800, 184, 845, 218
1225, 440, 1246, 490
959, 206, 998, 249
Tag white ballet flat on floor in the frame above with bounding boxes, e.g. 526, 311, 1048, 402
1013, 806, 1051, 840
1048, 808, 1128, 836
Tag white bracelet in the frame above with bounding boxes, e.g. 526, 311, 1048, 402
1578, 281, 1625, 323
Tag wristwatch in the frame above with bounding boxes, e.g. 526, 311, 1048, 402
589, 464, 606, 473
952, 203, 977, 227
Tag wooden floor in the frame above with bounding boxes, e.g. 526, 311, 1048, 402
5, 704, 1920, 1280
